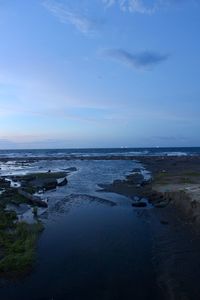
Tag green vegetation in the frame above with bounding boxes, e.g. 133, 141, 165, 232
0, 183, 44, 277
182, 171, 200, 177
0, 189, 30, 207
0, 209, 17, 230
22, 186, 37, 194
22, 171, 67, 180
0, 171, 66, 277
17, 171, 67, 193
32, 206, 38, 217
178, 177, 195, 184
153, 172, 170, 184
154, 171, 200, 185
0, 216, 44, 276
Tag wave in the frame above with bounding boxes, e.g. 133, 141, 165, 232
0, 147, 199, 159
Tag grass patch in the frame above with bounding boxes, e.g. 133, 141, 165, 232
22, 172, 67, 180
0, 210, 17, 230
153, 172, 170, 184
182, 171, 200, 177
0, 189, 29, 207
178, 177, 195, 184
154, 171, 200, 185
0, 221, 44, 276
21, 186, 37, 194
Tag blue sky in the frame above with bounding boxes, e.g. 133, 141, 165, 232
0, 0, 200, 148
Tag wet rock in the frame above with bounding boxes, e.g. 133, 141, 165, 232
18, 189, 48, 207
65, 167, 77, 172
160, 220, 169, 225
132, 201, 147, 208
43, 180, 57, 191
140, 180, 149, 187
126, 173, 144, 185
0, 178, 11, 188
113, 179, 122, 186
154, 201, 168, 208
57, 177, 68, 187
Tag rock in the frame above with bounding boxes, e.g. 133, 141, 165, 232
126, 173, 144, 185
43, 180, 57, 191
113, 179, 122, 186
160, 220, 169, 225
0, 178, 11, 188
154, 201, 168, 208
57, 177, 68, 187
18, 189, 48, 207
140, 180, 150, 187
65, 167, 77, 172
132, 201, 147, 208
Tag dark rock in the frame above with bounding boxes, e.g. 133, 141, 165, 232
154, 201, 168, 208
43, 180, 57, 191
57, 177, 68, 187
0, 178, 11, 188
160, 220, 169, 225
140, 181, 148, 187
65, 167, 77, 172
18, 189, 48, 207
113, 179, 122, 186
132, 201, 147, 208
126, 173, 144, 185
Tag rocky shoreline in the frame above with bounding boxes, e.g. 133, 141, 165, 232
1, 154, 200, 282
0, 171, 69, 277
2, 154, 200, 224
97, 155, 200, 225
97, 156, 200, 298
140, 156, 200, 224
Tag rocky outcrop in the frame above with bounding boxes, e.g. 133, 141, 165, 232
18, 189, 47, 207
148, 184, 200, 224
0, 178, 11, 189
19, 172, 68, 192
57, 177, 68, 187
132, 201, 147, 207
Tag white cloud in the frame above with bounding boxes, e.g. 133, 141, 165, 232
42, 0, 98, 35
102, 0, 158, 14
102, 0, 193, 14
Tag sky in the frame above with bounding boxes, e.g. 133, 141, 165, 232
0, 0, 200, 149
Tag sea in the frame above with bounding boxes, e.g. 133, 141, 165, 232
0, 147, 200, 159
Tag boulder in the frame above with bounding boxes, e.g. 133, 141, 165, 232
18, 189, 48, 207
43, 180, 57, 191
132, 201, 147, 208
57, 177, 68, 187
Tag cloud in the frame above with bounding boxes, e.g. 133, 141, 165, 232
42, 0, 99, 35
102, 0, 194, 14
102, 48, 169, 69
102, 0, 116, 8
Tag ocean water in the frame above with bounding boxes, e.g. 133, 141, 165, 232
0, 147, 200, 159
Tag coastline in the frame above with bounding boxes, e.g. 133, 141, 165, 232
1, 154, 200, 298
98, 155, 200, 298
138, 156, 200, 225
1, 154, 200, 224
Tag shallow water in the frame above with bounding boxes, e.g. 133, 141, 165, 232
0, 160, 162, 299
1, 159, 200, 299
